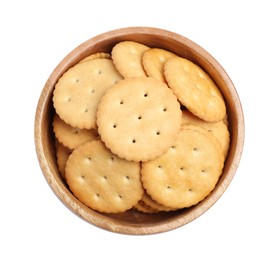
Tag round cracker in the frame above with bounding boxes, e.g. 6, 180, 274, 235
55, 140, 72, 180
141, 127, 224, 209
141, 191, 178, 212
78, 52, 111, 63
111, 41, 150, 77
164, 56, 226, 122
96, 77, 182, 162
133, 199, 159, 214
53, 113, 99, 150
53, 58, 123, 129
181, 109, 230, 158
142, 48, 177, 82
65, 140, 143, 213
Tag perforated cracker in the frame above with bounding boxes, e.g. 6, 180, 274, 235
111, 41, 150, 77
164, 56, 226, 122
141, 126, 224, 209
96, 77, 182, 162
53, 58, 123, 129
65, 140, 143, 213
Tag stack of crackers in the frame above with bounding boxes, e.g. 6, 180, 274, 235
52, 41, 230, 214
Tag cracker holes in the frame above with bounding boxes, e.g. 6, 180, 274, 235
193, 147, 199, 151
74, 129, 79, 134
95, 69, 102, 75
180, 167, 185, 171
201, 169, 207, 174
158, 165, 162, 169
144, 93, 148, 97
163, 107, 167, 112
103, 176, 107, 181
132, 139, 136, 144
125, 176, 130, 180
166, 186, 172, 190
67, 97, 72, 102
95, 193, 101, 199
86, 157, 92, 163
120, 100, 124, 105
156, 131, 160, 135
75, 78, 80, 83
84, 108, 89, 113
90, 88, 95, 94
188, 188, 193, 192
113, 124, 117, 128
137, 115, 142, 120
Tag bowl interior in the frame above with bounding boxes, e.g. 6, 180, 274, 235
35, 27, 244, 235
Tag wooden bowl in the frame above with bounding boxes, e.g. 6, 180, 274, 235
34, 27, 244, 235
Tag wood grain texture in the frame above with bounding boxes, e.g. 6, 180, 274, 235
34, 27, 244, 235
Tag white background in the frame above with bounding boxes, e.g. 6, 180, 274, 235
1, 0, 279, 259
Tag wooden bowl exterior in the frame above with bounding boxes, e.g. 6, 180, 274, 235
34, 27, 244, 235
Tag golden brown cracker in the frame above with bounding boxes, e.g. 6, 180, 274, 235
96, 77, 182, 162
65, 140, 143, 213
55, 140, 72, 180
181, 110, 230, 158
53, 113, 99, 150
111, 41, 150, 77
142, 48, 177, 82
164, 56, 226, 122
141, 191, 178, 212
134, 200, 159, 214
53, 58, 123, 129
141, 126, 224, 208
79, 52, 111, 63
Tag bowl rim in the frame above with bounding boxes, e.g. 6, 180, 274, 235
34, 26, 244, 235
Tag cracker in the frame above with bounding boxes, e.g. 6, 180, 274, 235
65, 140, 143, 213
111, 41, 150, 77
134, 199, 159, 214
181, 124, 224, 162
164, 57, 226, 122
181, 109, 230, 158
55, 140, 72, 180
141, 126, 224, 208
141, 191, 178, 212
79, 52, 111, 63
96, 77, 182, 162
142, 48, 177, 82
53, 58, 123, 129
53, 113, 99, 150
